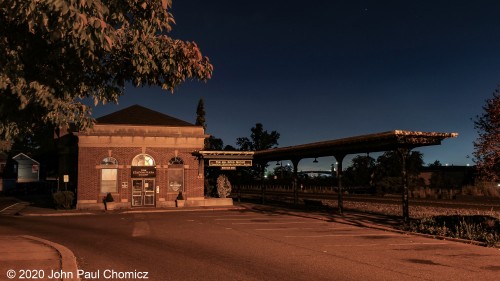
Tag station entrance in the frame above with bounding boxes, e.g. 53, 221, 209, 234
131, 154, 156, 207
132, 179, 155, 207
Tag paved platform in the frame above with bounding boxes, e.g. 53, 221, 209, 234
1, 196, 498, 280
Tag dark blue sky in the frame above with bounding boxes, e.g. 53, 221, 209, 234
91, 0, 500, 171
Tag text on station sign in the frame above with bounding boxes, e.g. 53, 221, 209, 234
208, 160, 252, 167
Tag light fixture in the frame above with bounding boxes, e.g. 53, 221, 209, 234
313, 158, 318, 163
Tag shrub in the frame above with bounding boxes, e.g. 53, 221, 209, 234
217, 174, 232, 198
103, 192, 114, 202
176, 191, 184, 200
405, 215, 500, 247
53, 191, 74, 209
204, 179, 216, 197
462, 182, 500, 197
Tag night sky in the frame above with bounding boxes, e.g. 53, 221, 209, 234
89, 0, 500, 171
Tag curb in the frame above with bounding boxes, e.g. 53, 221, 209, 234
21, 212, 95, 217
16, 206, 246, 217
121, 206, 246, 214
22, 235, 80, 281
0, 202, 30, 215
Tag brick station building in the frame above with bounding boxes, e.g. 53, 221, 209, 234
74, 105, 210, 210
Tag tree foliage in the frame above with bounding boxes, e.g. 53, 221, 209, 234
343, 155, 375, 187
271, 162, 293, 180
372, 150, 424, 194
236, 123, 280, 180
0, 0, 213, 146
205, 135, 223, 151
236, 123, 280, 151
195, 98, 206, 130
473, 88, 500, 182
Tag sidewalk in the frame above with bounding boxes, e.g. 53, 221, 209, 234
0, 235, 79, 281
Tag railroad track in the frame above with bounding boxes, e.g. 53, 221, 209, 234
233, 190, 500, 211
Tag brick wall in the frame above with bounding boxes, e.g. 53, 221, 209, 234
77, 145, 204, 206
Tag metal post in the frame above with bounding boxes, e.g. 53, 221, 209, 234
398, 148, 410, 223
334, 154, 345, 215
291, 159, 300, 206
261, 183, 266, 204
261, 162, 266, 204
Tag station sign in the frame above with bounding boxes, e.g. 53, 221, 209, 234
220, 166, 237, 170
131, 166, 156, 178
208, 160, 252, 167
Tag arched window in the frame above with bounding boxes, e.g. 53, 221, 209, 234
132, 154, 155, 166
101, 157, 118, 166
168, 157, 184, 192
168, 157, 184, 165
101, 157, 118, 193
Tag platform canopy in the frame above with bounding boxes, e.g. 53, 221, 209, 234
253, 130, 458, 162
195, 130, 458, 221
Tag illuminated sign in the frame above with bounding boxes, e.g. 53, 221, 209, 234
221, 166, 237, 170
208, 160, 252, 167
131, 166, 156, 178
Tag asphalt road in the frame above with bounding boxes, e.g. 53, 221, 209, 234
1, 209, 500, 281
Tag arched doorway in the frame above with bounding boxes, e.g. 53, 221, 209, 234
131, 154, 156, 207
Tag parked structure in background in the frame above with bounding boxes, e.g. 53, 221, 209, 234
12, 153, 40, 183
1, 153, 41, 193
420, 165, 475, 190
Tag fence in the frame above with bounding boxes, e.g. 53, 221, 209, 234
233, 184, 340, 205
232, 184, 465, 205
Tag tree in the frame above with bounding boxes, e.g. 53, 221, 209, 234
236, 123, 280, 179
194, 98, 217, 150
372, 150, 424, 194
343, 155, 375, 188
270, 162, 293, 180
428, 160, 442, 167
236, 123, 280, 151
195, 98, 206, 130
223, 144, 237, 151
473, 88, 500, 182
205, 135, 223, 151
0, 0, 213, 147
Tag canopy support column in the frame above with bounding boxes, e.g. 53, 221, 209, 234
291, 158, 300, 206
333, 154, 346, 215
259, 161, 267, 204
397, 148, 411, 223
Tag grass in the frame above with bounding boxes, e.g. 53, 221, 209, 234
405, 215, 500, 247
322, 199, 500, 247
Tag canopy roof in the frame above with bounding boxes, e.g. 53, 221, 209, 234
253, 130, 458, 162
194, 151, 254, 160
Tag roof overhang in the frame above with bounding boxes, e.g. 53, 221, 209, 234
193, 150, 255, 160
253, 130, 458, 162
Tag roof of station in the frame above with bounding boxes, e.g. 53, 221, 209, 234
253, 130, 458, 162
96, 105, 195, 127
